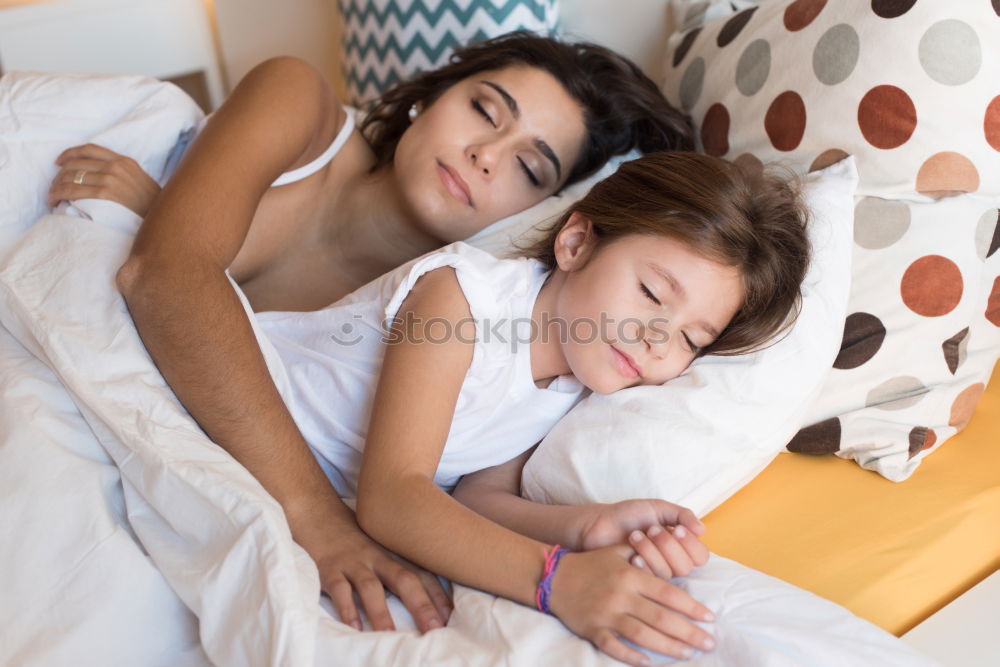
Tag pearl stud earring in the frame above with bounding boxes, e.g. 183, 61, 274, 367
408, 104, 418, 121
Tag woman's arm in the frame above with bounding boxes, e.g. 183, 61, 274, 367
116, 57, 448, 633
356, 267, 715, 666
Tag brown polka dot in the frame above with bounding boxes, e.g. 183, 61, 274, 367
858, 85, 917, 149
994, 0, 1000, 17
915, 152, 980, 197
784, 0, 827, 31
673, 28, 702, 67
734, 152, 764, 175
871, 0, 918, 19
765, 91, 807, 151
809, 148, 850, 172
923, 429, 938, 451
985, 210, 1000, 259
701, 103, 730, 157
901, 255, 963, 317
941, 327, 969, 375
987, 276, 1000, 327
834, 312, 885, 369
717, 7, 758, 47
908, 426, 937, 459
949, 383, 986, 430
787, 417, 841, 454
985, 96, 1000, 152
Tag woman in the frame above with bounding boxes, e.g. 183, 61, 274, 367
50, 33, 694, 637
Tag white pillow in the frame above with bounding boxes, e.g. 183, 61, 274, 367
462, 151, 638, 256
521, 156, 859, 517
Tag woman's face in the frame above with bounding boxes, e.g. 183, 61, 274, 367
392, 65, 587, 242
550, 215, 745, 395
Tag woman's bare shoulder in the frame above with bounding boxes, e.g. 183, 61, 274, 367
228, 57, 347, 164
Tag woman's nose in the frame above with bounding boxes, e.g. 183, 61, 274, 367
468, 143, 499, 177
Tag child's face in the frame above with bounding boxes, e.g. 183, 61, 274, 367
551, 214, 744, 394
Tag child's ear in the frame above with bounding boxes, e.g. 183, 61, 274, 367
553, 212, 597, 271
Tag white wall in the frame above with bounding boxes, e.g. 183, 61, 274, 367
0, 0, 226, 107
0, 0, 675, 105
559, 0, 674, 86
209, 0, 675, 99
211, 0, 342, 97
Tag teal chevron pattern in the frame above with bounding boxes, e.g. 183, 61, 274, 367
339, 0, 560, 105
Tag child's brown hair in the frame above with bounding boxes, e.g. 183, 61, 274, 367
518, 151, 811, 358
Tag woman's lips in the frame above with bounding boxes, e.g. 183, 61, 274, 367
437, 161, 473, 207
611, 346, 642, 379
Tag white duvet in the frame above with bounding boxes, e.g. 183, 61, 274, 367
0, 72, 936, 667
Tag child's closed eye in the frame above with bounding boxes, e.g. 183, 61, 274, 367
640, 282, 660, 305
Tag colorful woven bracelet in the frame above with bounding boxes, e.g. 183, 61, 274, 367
535, 544, 571, 615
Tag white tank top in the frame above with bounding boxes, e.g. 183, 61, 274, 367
252, 242, 588, 497
172, 111, 354, 187
270, 113, 354, 187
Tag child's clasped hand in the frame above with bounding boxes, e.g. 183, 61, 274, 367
549, 544, 715, 666
576, 498, 710, 580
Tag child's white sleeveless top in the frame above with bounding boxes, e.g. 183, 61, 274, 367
251, 242, 588, 497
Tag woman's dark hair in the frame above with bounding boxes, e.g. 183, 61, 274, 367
518, 152, 811, 358
360, 31, 694, 188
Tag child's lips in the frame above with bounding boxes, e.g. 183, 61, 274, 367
611, 345, 642, 379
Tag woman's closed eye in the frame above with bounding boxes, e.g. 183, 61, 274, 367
471, 98, 495, 127
517, 157, 540, 187
472, 98, 541, 188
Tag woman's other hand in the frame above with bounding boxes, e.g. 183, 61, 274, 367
293, 507, 452, 633
577, 499, 709, 580
550, 545, 716, 665
50, 144, 161, 216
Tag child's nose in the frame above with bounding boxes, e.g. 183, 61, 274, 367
643, 320, 671, 359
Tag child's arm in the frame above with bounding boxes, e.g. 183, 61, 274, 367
356, 267, 715, 666
452, 449, 709, 580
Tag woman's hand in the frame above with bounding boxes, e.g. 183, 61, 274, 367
550, 545, 716, 665
291, 507, 452, 633
50, 144, 161, 216
577, 499, 709, 581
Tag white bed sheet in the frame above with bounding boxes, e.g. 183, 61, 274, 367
0, 71, 937, 667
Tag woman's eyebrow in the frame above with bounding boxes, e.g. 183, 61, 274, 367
480, 80, 563, 181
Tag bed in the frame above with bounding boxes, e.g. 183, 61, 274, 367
1, 1, 997, 665
704, 360, 1000, 637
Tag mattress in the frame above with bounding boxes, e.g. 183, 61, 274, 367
703, 361, 1000, 635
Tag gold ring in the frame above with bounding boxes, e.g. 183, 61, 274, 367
73, 169, 87, 185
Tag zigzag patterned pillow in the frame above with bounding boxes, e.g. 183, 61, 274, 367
338, 0, 560, 106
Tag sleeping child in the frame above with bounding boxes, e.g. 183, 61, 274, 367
250, 150, 810, 666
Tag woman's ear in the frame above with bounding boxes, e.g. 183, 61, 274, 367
553, 211, 597, 272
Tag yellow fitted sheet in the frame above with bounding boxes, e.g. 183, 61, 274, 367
703, 361, 1000, 636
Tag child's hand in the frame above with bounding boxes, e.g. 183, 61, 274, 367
550, 545, 716, 665
50, 144, 161, 216
577, 499, 709, 580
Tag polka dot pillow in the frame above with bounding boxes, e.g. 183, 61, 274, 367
665, 0, 1000, 199
662, 0, 1000, 480
338, 0, 559, 106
